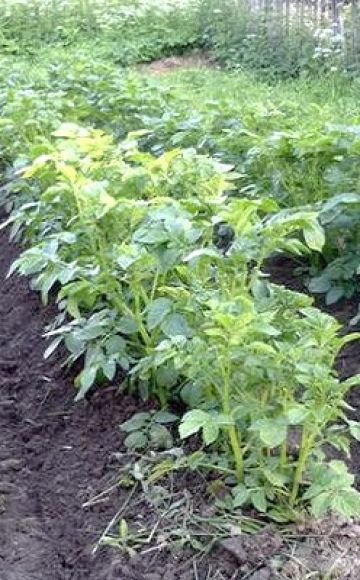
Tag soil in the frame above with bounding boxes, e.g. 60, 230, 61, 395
1, 228, 360, 579
138, 53, 216, 75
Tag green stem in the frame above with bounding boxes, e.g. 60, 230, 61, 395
280, 393, 288, 470
222, 358, 244, 481
199, 463, 236, 476
289, 427, 313, 507
133, 287, 151, 347
280, 439, 287, 469
150, 269, 160, 303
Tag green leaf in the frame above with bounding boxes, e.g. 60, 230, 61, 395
181, 383, 204, 407
251, 278, 270, 300
153, 410, 178, 424
64, 333, 84, 355
146, 298, 172, 331
67, 296, 81, 319
105, 335, 127, 356
102, 359, 116, 381
179, 409, 209, 439
44, 336, 62, 359
348, 421, 360, 442
331, 489, 360, 518
268, 507, 295, 523
79, 324, 105, 340
75, 366, 97, 401
120, 412, 150, 432
118, 316, 138, 335
184, 248, 221, 263
133, 226, 168, 244
232, 484, 249, 507
325, 286, 344, 305
255, 420, 287, 448
310, 491, 332, 517
308, 275, 331, 293
124, 431, 148, 450
286, 406, 309, 425
252, 322, 280, 336
251, 489, 267, 513
161, 313, 192, 338
203, 421, 220, 445
155, 363, 179, 388
262, 469, 287, 487
149, 424, 173, 449
303, 222, 325, 252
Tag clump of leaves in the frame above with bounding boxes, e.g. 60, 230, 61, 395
120, 410, 178, 451
178, 297, 360, 520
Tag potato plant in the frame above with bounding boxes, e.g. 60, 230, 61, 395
3, 123, 360, 520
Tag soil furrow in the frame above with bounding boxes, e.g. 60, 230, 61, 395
0, 224, 129, 579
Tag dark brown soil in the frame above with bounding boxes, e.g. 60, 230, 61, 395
1, 227, 360, 580
0, 220, 135, 579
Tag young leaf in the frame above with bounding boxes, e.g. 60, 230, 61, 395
303, 222, 325, 252
75, 366, 97, 401
348, 421, 360, 442
153, 410, 178, 424
124, 431, 148, 450
251, 489, 267, 513
179, 409, 209, 439
120, 413, 150, 433
203, 421, 220, 445
146, 298, 172, 331
149, 424, 173, 449
232, 484, 249, 507
44, 336, 63, 359
331, 489, 360, 518
118, 316, 138, 335
119, 518, 128, 539
253, 419, 287, 448
161, 313, 192, 338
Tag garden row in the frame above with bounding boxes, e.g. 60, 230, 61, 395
1, 0, 360, 526
0, 66, 360, 524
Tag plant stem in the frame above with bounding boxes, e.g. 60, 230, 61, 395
133, 287, 151, 347
289, 427, 313, 507
280, 438, 287, 469
150, 268, 160, 303
222, 357, 244, 481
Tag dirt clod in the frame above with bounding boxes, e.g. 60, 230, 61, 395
219, 527, 283, 566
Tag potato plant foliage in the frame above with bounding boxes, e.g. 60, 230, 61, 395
1, 0, 360, 526
2, 122, 359, 521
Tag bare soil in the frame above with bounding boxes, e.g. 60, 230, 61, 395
1, 229, 360, 579
138, 53, 215, 75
